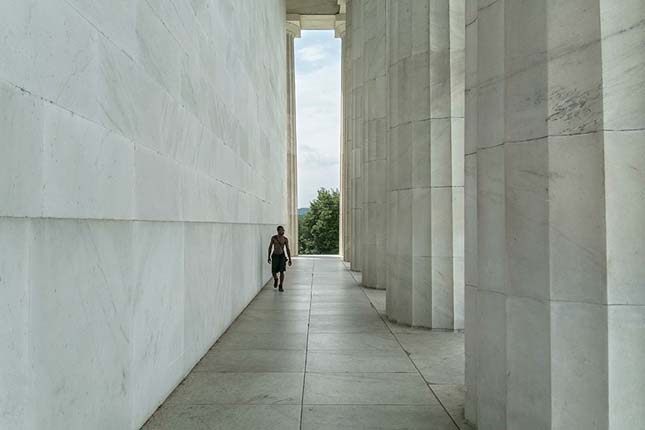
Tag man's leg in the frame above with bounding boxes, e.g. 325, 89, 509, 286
278, 271, 285, 291
273, 272, 278, 288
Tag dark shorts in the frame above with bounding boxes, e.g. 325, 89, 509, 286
271, 253, 287, 274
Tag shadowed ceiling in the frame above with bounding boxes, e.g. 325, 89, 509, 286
286, 0, 340, 15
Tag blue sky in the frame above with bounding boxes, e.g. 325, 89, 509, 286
295, 30, 341, 208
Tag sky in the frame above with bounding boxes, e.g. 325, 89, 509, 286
294, 30, 341, 208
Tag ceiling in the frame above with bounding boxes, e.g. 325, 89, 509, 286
286, 0, 340, 15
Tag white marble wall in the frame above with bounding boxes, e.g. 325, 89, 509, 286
0, 1, 287, 429
385, 0, 465, 329
464, 0, 645, 428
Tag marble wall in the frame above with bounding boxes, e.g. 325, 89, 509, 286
0, 1, 287, 429
464, 0, 645, 428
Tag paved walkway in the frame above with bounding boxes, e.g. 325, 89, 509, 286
143, 256, 471, 430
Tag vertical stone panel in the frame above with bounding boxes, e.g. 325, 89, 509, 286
342, 15, 353, 262
286, 29, 300, 254
601, 1, 645, 428
463, 0, 479, 422
0, 219, 31, 430
383, 0, 465, 329
467, 0, 645, 428
349, 0, 364, 271
361, 0, 388, 289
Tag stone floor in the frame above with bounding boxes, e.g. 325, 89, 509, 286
142, 256, 472, 430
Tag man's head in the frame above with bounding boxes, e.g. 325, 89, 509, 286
277, 226, 285, 236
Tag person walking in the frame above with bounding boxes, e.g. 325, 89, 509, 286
267, 226, 292, 291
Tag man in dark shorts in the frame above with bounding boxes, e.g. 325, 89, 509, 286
267, 225, 292, 292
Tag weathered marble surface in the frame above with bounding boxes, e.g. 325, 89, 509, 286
0, 1, 286, 429
348, 1, 364, 272
360, 0, 387, 289
384, 0, 465, 329
464, 0, 645, 428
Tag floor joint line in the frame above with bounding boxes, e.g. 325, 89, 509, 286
298, 258, 315, 429
355, 272, 462, 430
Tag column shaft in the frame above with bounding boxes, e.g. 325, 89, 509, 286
385, 0, 465, 329
286, 31, 299, 254
341, 24, 353, 262
465, 0, 645, 428
360, 0, 388, 290
348, 0, 364, 271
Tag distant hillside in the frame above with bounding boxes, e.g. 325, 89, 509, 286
298, 207, 309, 217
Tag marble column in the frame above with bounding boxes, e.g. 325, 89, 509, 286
348, 0, 364, 271
359, 0, 388, 290
464, 1, 645, 428
338, 21, 352, 262
385, 0, 465, 329
286, 23, 300, 255
463, 0, 478, 423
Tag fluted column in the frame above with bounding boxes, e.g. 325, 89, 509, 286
286, 23, 300, 254
463, 0, 478, 423
338, 20, 352, 262
465, 1, 645, 428
348, 0, 364, 271
385, 0, 465, 329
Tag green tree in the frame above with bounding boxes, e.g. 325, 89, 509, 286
299, 188, 340, 255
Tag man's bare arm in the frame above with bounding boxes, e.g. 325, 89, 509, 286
267, 238, 273, 262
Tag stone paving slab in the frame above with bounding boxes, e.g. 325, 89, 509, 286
142, 256, 467, 430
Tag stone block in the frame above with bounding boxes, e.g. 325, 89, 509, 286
29, 219, 134, 429
42, 105, 135, 220
431, 187, 454, 257
131, 222, 185, 426
476, 80, 504, 149
464, 155, 478, 287
0, 219, 31, 430
410, 119, 431, 188
608, 305, 645, 429
431, 256, 456, 328
506, 141, 549, 300
476, 146, 506, 294
0, 83, 44, 217
551, 301, 608, 429
505, 64, 548, 143
430, 118, 453, 186
604, 130, 645, 305
505, 296, 550, 430
476, 0, 504, 84
0, 0, 98, 118
547, 41, 603, 136
451, 118, 465, 186
135, 146, 182, 221
548, 134, 606, 303
411, 255, 433, 327
464, 285, 479, 424
475, 289, 506, 430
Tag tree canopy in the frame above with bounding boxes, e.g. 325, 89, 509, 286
299, 188, 339, 255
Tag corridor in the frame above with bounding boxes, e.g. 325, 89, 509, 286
142, 256, 470, 430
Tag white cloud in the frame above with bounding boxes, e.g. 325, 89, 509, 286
297, 44, 327, 63
295, 37, 341, 208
